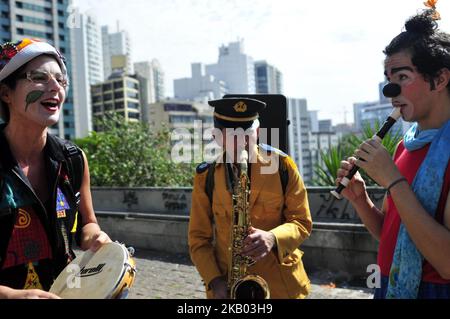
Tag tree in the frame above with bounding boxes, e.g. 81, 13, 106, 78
313, 120, 403, 186
75, 114, 196, 187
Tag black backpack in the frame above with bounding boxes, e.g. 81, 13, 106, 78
62, 142, 84, 203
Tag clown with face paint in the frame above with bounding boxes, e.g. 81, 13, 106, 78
337, 3, 450, 299
0, 39, 111, 299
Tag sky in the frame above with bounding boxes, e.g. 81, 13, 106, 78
72, 0, 450, 125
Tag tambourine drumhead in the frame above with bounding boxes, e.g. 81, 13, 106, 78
50, 242, 135, 299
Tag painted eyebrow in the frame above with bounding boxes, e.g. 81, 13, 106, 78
384, 66, 414, 77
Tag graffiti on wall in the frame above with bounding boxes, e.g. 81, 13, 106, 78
162, 191, 190, 212
311, 190, 386, 223
123, 191, 138, 209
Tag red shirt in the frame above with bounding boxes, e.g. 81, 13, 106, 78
377, 141, 450, 284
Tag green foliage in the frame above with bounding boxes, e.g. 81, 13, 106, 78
75, 114, 196, 187
313, 120, 403, 186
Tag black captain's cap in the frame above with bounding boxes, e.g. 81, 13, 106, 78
208, 97, 266, 129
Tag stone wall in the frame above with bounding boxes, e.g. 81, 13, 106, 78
93, 187, 385, 280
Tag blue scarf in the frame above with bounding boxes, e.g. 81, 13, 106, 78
386, 120, 450, 298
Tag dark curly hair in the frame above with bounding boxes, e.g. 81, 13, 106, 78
384, 9, 450, 92
0, 63, 27, 123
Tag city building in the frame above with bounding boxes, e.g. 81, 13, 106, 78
174, 63, 227, 103
148, 100, 213, 131
71, 9, 103, 138
206, 40, 255, 94
102, 24, 132, 78
353, 101, 411, 137
91, 71, 140, 130
287, 98, 313, 183
254, 60, 283, 94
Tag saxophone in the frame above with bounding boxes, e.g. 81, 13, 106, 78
227, 150, 270, 299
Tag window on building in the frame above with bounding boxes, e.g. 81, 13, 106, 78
126, 80, 138, 90
128, 112, 139, 120
113, 81, 123, 89
126, 91, 138, 99
127, 102, 139, 110
114, 101, 124, 110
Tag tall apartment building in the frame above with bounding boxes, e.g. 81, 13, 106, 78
1, 0, 75, 139
91, 71, 140, 130
151, 59, 165, 102
254, 60, 283, 94
101, 24, 132, 79
134, 59, 166, 101
71, 9, 103, 138
287, 98, 313, 183
148, 100, 213, 131
206, 41, 255, 94
353, 101, 412, 136
173, 63, 227, 102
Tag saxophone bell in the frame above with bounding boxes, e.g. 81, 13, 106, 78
231, 275, 270, 299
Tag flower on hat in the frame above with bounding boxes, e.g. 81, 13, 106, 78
1, 42, 18, 60
0, 38, 47, 73
0, 42, 18, 70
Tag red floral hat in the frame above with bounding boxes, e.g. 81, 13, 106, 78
0, 38, 67, 82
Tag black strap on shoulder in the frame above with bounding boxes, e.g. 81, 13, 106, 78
205, 162, 216, 205
62, 143, 84, 206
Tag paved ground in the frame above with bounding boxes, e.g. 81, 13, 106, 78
125, 248, 374, 299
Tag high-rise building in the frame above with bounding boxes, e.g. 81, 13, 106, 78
134, 59, 165, 100
148, 100, 213, 131
206, 40, 255, 94
174, 63, 227, 103
254, 60, 283, 94
3, 0, 76, 139
353, 101, 412, 136
319, 119, 333, 132
287, 98, 313, 183
151, 59, 165, 102
71, 9, 103, 138
91, 71, 140, 130
102, 24, 132, 79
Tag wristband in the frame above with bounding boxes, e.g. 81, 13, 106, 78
387, 177, 408, 194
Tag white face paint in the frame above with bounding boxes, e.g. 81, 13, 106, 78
7, 55, 66, 128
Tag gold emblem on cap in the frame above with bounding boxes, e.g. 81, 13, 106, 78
234, 101, 247, 113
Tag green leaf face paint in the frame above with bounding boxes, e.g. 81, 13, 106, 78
25, 90, 44, 112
